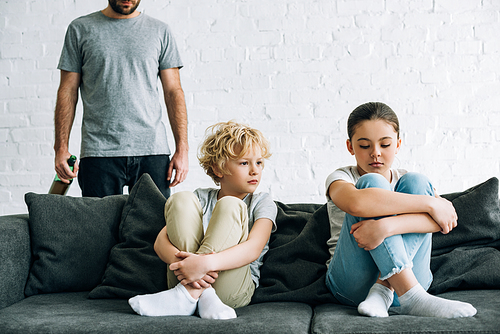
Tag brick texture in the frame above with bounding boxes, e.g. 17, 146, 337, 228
0, 0, 499, 214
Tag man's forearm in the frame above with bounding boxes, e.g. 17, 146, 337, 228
165, 87, 188, 152
54, 71, 80, 153
54, 94, 77, 153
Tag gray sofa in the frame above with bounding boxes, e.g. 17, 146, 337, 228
1, 174, 500, 334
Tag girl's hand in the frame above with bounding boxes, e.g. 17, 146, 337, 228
428, 196, 458, 234
169, 251, 214, 285
351, 219, 389, 251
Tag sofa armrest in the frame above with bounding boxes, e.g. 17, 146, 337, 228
0, 214, 31, 309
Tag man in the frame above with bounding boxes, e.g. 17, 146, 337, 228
54, 0, 188, 198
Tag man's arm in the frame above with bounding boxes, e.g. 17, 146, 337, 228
159, 67, 189, 188
54, 70, 80, 183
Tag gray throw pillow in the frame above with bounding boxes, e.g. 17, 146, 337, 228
88, 173, 168, 299
429, 177, 500, 294
433, 176, 500, 256
24, 193, 127, 296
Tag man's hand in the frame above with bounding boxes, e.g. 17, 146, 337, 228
54, 151, 79, 183
167, 149, 188, 188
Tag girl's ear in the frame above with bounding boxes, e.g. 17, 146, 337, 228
396, 137, 402, 154
346, 139, 355, 155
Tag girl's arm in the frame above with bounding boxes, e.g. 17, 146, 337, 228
328, 180, 457, 230
169, 218, 274, 285
350, 213, 446, 251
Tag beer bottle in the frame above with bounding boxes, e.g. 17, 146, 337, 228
49, 155, 77, 195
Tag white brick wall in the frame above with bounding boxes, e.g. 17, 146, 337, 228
1, 0, 499, 214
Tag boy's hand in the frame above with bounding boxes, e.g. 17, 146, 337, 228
188, 272, 218, 289
351, 219, 388, 251
170, 251, 214, 286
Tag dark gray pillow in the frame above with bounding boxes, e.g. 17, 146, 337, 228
24, 193, 127, 296
433, 177, 500, 256
429, 177, 500, 294
252, 202, 338, 306
88, 173, 168, 299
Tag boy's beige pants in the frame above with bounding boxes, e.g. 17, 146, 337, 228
164, 191, 255, 308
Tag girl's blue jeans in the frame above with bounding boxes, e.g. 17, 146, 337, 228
325, 172, 435, 307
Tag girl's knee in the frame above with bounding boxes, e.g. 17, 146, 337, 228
396, 172, 434, 196
356, 173, 391, 190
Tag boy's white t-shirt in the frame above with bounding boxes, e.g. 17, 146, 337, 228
193, 188, 278, 287
324, 166, 408, 266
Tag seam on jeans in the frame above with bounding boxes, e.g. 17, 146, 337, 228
380, 263, 413, 281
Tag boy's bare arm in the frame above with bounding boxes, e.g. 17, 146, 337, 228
154, 226, 217, 288
170, 218, 273, 285
154, 226, 182, 264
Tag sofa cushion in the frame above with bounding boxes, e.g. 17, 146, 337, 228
89, 173, 168, 299
429, 177, 500, 294
0, 292, 312, 334
433, 177, 500, 255
24, 193, 127, 296
311, 290, 500, 334
252, 202, 337, 305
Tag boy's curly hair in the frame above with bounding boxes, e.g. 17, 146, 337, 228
198, 121, 272, 185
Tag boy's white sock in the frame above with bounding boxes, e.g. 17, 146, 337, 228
358, 283, 394, 317
197, 287, 237, 320
128, 283, 197, 317
399, 284, 477, 318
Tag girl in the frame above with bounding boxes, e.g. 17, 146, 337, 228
129, 121, 277, 319
325, 102, 477, 318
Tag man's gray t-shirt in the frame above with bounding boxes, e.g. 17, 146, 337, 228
58, 11, 183, 158
324, 166, 408, 266
193, 188, 278, 287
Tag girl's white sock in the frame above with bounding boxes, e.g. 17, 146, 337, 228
399, 284, 477, 318
197, 287, 237, 319
358, 283, 394, 317
128, 283, 197, 317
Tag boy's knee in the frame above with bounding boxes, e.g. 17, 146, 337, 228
397, 173, 434, 196
216, 196, 247, 213
213, 196, 248, 226
356, 173, 391, 190
165, 191, 200, 216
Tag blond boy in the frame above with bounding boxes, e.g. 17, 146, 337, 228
129, 121, 277, 319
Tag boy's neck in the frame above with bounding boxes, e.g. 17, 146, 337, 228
217, 189, 251, 201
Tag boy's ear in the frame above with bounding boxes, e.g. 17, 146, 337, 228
213, 165, 224, 178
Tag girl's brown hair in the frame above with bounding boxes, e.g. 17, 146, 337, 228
347, 102, 400, 140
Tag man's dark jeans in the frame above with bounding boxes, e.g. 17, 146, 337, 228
78, 155, 171, 199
